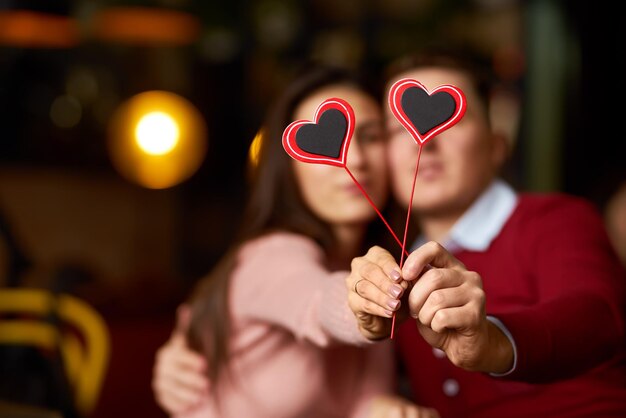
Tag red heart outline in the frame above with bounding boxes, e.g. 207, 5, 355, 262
282, 97, 355, 168
389, 78, 467, 145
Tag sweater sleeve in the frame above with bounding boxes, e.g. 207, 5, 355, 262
494, 195, 626, 382
231, 232, 373, 347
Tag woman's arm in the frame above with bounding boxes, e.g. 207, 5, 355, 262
231, 232, 375, 346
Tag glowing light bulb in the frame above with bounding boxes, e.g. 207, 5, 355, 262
108, 90, 207, 189
135, 111, 179, 155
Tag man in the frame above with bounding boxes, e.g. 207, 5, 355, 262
347, 47, 626, 417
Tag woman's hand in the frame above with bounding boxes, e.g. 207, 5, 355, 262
152, 306, 209, 415
346, 246, 409, 340
368, 395, 440, 418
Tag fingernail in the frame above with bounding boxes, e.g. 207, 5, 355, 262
387, 299, 400, 310
384, 310, 394, 317
390, 270, 401, 282
410, 311, 418, 319
389, 284, 402, 298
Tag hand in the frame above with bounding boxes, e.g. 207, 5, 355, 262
368, 395, 440, 418
346, 246, 409, 340
403, 241, 512, 373
152, 306, 209, 414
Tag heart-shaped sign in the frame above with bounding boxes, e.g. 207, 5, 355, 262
389, 78, 466, 145
282, 98, 355, 167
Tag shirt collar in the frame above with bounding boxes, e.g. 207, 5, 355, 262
411, 179, 519, 253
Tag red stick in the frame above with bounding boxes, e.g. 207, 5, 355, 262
391, 144, 423, 339
344, 167, 409, 258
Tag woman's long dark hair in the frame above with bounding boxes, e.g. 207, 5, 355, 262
185, 62, 393, 391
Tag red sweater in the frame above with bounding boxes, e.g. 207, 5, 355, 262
396, 193, 626, 417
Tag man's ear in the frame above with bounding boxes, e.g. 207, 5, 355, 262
490, 129, 509, 170
487, 88, 521, 170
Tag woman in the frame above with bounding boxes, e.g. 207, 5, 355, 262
346, 46, 626, 417
152, 64, 436, 418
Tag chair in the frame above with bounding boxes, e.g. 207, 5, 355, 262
0, 288, 110, 417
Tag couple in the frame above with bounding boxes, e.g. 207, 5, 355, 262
152, 47, 626, 417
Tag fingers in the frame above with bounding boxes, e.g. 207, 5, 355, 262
369, 395, 441, 418
163, 358, 208, 392
347, 286, 393, 340
348, 287, 395, 319
176, 304, 192, 333
429, 304, 483, 334
407, 268, 467, 315
168, 344, 207, 374
351, 246, 404, 293
347, 246, 406, 317
152, 373, 204, 414
152, 334, 209, 415
417, 281, 485, 331
393, 404, 440, 418
153, 392, 188, 415
346, 246, 407, 340
406, 264, 485, 337
397, 404, 440, 418
364, 245, 404, 284
402, 241, 465, 281
420, 407, 441, 418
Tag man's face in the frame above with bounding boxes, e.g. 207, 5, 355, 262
386, 67, 504, 217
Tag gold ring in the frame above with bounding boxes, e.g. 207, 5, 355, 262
354, 279, 364, 296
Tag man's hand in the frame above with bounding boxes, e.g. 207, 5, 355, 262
403, 241, 513, 373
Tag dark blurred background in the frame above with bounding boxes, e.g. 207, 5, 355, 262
0, 0, 624, 417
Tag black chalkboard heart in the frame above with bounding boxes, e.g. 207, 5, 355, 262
282, 98, 355, 167
401, 87, 456, 136
295, 108, 346, 158
389, 78, 466, 145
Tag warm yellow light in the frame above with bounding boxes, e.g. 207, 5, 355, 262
135, 111, 179, 155
248, 128, 264, 169
107, 90, 207, 189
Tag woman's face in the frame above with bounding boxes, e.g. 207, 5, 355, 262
292, 84, 388, 227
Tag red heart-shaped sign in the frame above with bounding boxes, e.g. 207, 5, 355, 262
282, 98, 355, 168
389, 78, 466, 145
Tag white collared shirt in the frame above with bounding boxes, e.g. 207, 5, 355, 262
411, 178, 519, 376
411, 179, 518, 252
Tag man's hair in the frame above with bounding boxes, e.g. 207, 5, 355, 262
384, 43, 495, 113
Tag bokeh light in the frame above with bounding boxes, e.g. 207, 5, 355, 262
50, 95, 82, 128
247, 128, 264, 169
107, 91, 207, 189
135, 112, 180, 155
